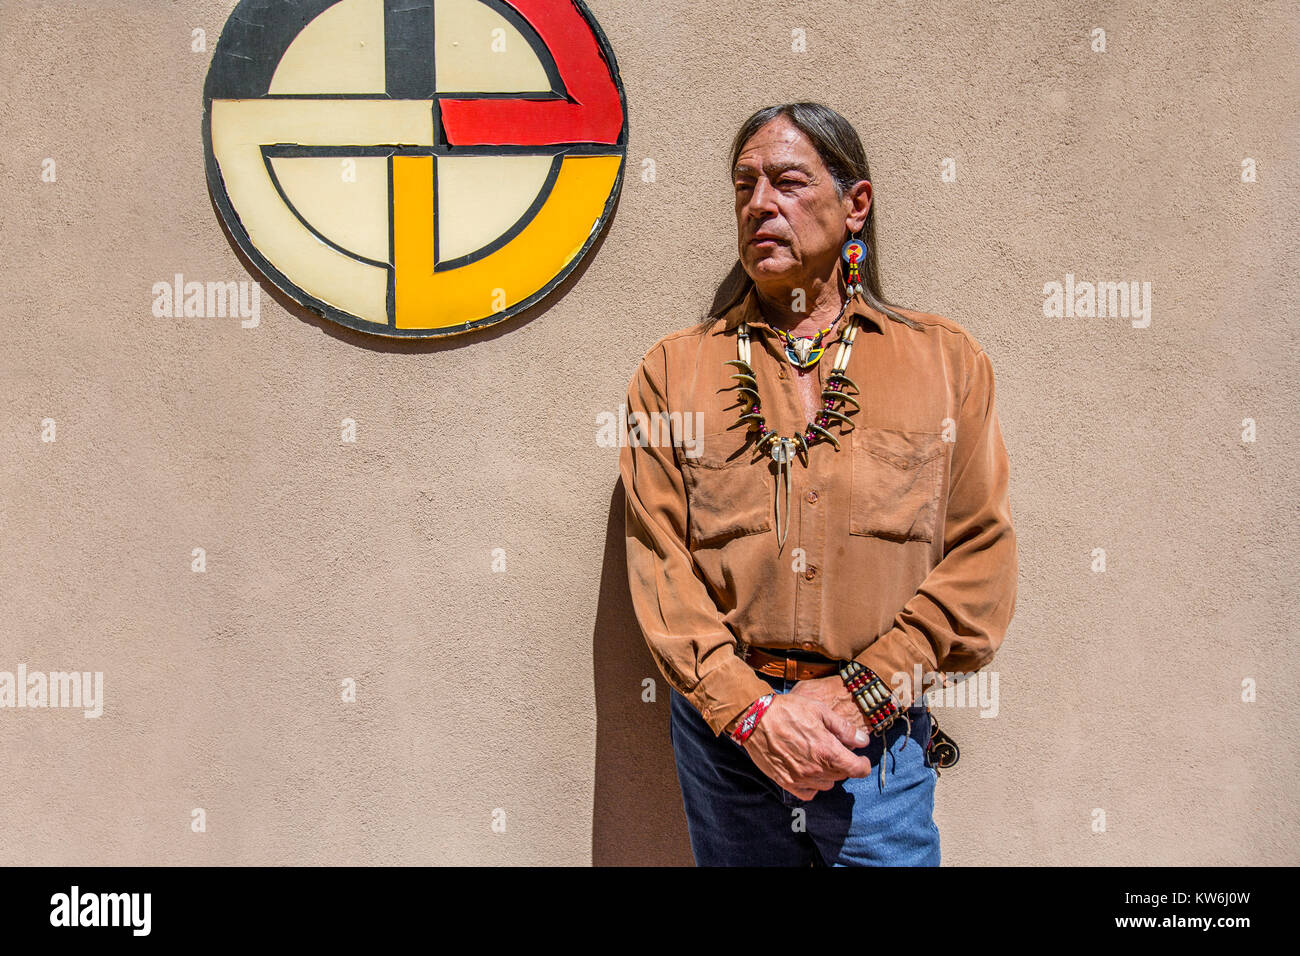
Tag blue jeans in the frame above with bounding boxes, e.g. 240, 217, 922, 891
669, 672, 941, 866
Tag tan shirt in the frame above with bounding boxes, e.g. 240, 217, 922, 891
618, 284, 1019, 736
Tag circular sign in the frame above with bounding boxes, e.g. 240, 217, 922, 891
203, 0, 628, 338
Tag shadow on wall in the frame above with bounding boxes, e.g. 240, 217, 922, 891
591, 481, 695, 866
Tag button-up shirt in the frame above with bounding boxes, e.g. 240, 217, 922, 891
618, 284, 1018, 736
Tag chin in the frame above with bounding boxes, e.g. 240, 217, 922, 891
743, 251, 795, 277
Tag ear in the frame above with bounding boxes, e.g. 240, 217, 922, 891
844, 180, 873, 234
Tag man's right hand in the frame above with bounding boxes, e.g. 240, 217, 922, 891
741, 694, 873, 801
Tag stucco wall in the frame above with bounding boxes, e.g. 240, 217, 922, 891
1, 0, 1296, 865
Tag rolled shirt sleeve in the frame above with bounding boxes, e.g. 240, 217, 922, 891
619, 346, 775, 736
855, 345, 1019, 708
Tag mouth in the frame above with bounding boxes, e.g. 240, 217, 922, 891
749, 235, 787, 248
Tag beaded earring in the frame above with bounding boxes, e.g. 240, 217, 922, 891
841, 234, 867, 298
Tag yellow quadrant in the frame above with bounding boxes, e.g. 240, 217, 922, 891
393, 154, 621, 330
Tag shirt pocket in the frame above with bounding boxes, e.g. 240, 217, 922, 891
681, 427, 772, 548
849, 426, 946, 543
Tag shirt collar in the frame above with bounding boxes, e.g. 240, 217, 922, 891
717, 283, 884, 335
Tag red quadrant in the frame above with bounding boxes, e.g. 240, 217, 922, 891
440, 0, 623, 146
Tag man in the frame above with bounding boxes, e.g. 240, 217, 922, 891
618, 102, 1018, 866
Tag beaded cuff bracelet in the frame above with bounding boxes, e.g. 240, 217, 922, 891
839, 661, 900, 735
729, 693, 775, 744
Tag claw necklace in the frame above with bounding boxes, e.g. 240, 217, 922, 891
728, 311, 862, 553
728, 237, 870, 550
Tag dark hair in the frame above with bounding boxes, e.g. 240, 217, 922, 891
710, 102, 924, 331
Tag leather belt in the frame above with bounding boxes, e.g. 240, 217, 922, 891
736, 642, 845, 681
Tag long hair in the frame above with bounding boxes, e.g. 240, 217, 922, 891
710, 102, 925, 331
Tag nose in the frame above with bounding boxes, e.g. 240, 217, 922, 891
743, 176, 780, 223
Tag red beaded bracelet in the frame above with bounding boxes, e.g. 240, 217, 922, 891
729, 693, 775, 744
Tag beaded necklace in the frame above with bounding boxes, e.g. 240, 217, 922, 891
772, 300, 847, 368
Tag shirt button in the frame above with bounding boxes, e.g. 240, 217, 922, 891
778, 366, 787, 379
801, 641, 816, 650
806, 490, 818, 504
804, 566, 817, 581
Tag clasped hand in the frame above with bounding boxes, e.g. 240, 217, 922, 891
740, 675, 875, 801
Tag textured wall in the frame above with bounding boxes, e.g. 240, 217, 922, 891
1, 0, 1296, 866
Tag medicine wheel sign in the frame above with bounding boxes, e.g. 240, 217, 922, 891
202, 0, 627, 338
